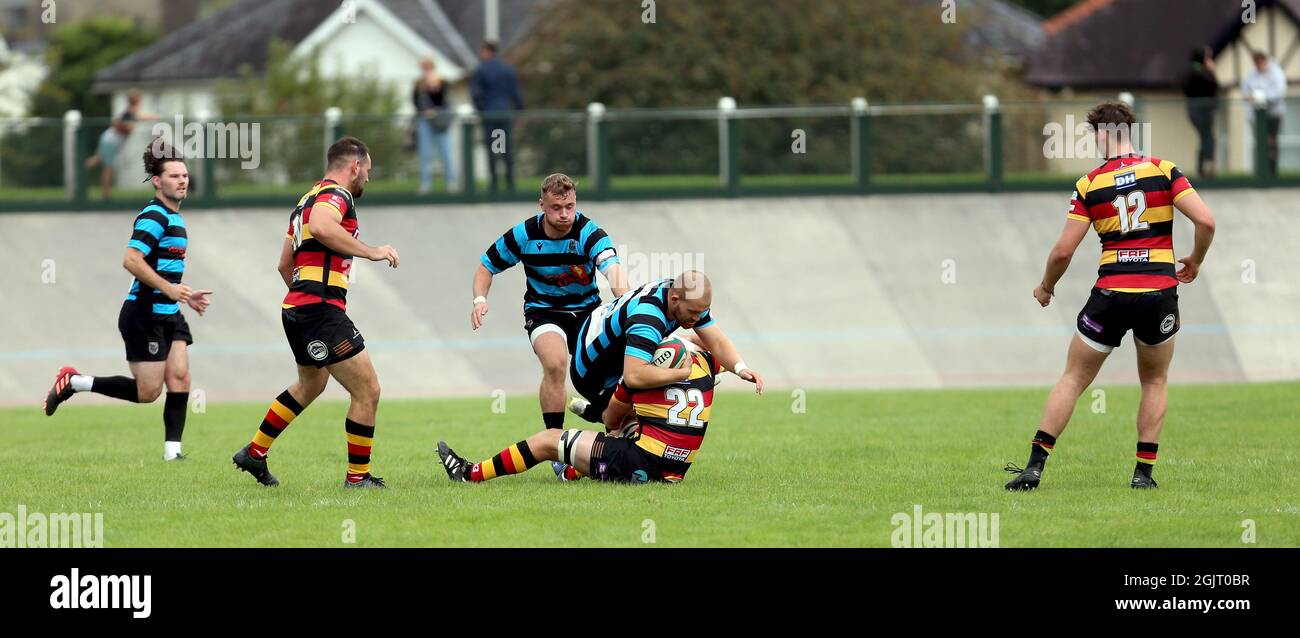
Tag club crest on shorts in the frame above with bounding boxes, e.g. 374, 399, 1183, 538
1160, 314, 1176, 334
307, 340, 329, 361
147, 341, 160, 355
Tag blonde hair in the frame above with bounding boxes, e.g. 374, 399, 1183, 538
540, 173, 576, 199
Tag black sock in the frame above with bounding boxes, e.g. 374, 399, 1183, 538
580, 402, 602, 423
164, 392, 188, 443
542, 412, 564, 429
1028, 430, 1056, 467
91, 376, 140, 403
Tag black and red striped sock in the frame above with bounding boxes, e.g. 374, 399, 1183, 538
345, 419, 375, 483
250, 390, 304, 459
1135, 442, 1158, 477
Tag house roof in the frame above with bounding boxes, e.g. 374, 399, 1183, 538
968, 0, 1047, 60
436, 0, 552, 57
902, 0, 1045, 61
1027, 0, 1300, 89
93, 0, 336, 86
377, 0, 476, 69
93, 0, 544, 88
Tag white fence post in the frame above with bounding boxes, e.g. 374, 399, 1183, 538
323, 106, 341, 173
587, 102, 605, 189
63, 110, 81, 200
718, 96, 736, 187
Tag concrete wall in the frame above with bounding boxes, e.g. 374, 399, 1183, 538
2, 190, 1297, 406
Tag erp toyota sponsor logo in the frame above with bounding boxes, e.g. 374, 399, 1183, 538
663, 445, 691, 462
1116, 249, 1150, 263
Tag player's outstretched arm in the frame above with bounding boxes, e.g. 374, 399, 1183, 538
471, 263, 494, 330
693, 323, 764, 394
475, 226, 522, 329
1173, 191, 1215, 284
1035, 218, 1090, 307
306, 203, 398, 267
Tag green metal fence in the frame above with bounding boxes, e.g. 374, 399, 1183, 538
2, 95, 1297, 212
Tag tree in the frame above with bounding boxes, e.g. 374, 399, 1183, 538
510, 0, 1031, 176
517, 0, 1003, 109
1, 17, 157, 188
41, 17, 159, 117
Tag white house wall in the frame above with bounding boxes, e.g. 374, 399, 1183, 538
296, 0, 467, 108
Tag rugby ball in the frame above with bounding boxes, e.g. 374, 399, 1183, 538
652, 335, 693, 369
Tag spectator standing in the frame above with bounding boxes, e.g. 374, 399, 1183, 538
413, 57, 455, 194
86, 90, 158, 201
1182, 46, 1219, 179
1241, 51, 1288, 177
471, 41, 524, 194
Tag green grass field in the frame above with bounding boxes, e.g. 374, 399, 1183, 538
4, 382, 1297, 547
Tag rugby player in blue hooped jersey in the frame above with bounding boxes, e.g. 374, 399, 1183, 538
568, 270, 765, 424
471, 174, 629, 446
44, 139, 212, 462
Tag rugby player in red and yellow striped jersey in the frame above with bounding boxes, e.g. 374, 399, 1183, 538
1006, 102, 1216, 492
232, 137, 401, 489
436, 347, 724, 484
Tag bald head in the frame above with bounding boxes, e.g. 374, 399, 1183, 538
673, 270, 712, 302
668, 270, 712, 329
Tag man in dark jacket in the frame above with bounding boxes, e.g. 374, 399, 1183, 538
471, 41, 524, 193
1181, 46, 1220, 179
